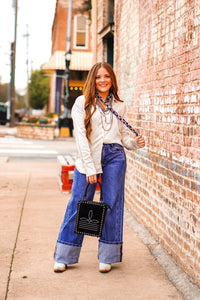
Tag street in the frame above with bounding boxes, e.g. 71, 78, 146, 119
0, 129, 76, 162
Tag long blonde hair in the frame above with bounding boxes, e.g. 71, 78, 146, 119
83, 62, 121, 142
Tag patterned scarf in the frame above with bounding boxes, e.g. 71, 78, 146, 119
95, 91, 139, 137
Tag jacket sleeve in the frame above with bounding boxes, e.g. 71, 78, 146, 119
119, 103, 140, 151
71, 97, 97, 176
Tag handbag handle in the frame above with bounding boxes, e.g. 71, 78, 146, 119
83, 180, 103, 202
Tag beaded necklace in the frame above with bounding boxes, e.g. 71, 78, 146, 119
96, 93, 113, 131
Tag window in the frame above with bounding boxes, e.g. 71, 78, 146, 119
74, 15, 88, 48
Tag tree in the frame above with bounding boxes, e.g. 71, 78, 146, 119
29, 69, 49, 109
0, 82, 26, 109
0, 83, 9, 102
16, 94, 26, 109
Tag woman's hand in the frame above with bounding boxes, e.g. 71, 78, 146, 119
86, 174, 97, 184
136, 135, 145, 148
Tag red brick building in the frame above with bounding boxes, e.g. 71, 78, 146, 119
94, 0, 200, 286
43, 0, 93, 115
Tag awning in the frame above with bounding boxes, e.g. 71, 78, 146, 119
42, 50, 92, 72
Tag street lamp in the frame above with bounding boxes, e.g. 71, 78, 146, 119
63, 50, 72, 118
62, 0, 73, 118
65, 51, 72, 62
59, 0, 73, 137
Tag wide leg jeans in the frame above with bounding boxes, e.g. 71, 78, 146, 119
54, 143, 127, 264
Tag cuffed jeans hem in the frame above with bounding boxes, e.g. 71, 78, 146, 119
98, 241, 122, 264
54, 242, 81, 265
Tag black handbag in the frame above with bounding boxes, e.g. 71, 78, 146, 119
74, 180, 110, 237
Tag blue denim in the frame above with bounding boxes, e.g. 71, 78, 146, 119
54, 143, 126, 265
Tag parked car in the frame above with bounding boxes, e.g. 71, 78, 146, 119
0, 102, 10, 125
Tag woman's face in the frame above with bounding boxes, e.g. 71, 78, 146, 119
95, 67, 112, 99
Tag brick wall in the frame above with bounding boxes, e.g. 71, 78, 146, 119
113, 0, 200, 285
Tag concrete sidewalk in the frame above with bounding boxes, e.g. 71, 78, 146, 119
0, 126, 17, 137
0, 159, 191, 300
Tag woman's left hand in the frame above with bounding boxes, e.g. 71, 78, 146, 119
136, 135, 145, 148
86, 174, 97, 184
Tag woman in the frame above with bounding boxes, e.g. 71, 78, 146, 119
54, 62, 145, 273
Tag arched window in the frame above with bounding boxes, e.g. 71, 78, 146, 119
74, 15, 88, 48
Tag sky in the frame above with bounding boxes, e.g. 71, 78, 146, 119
0, 0, 57, 95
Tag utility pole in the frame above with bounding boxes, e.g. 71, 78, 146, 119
23, 24, 30, 116
9, 42, 14, 119
10, 0, 18, 127
63, 0, 73, 118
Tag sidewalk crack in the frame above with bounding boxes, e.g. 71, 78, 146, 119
4, 174, 31, 300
